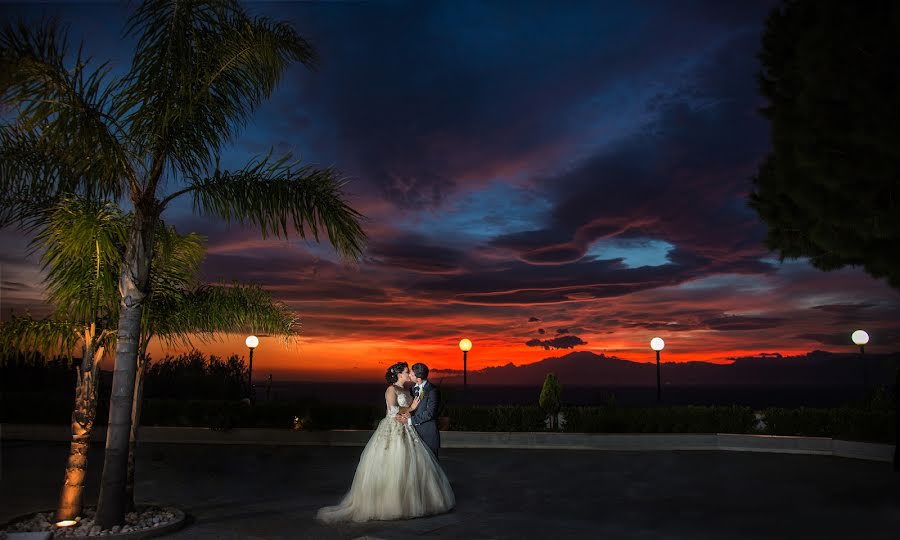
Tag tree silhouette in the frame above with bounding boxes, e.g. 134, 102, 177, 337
750, 0, 900, 288
539, 373, 563, 430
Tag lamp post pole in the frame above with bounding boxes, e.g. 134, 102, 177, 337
459, 338, 473, 392
463, 350, 468, 389
248, 347, 254, 400
656, 349, 661, 402
246, 335, 259, 403
852, 330, 869, 391
651, 337, 665, 404
860, 344, 867, 389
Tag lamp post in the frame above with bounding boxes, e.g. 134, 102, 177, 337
246, 335, 259, 403
650, 337, 665, 403
851, 330, 869, 390
459, 338, 472, 391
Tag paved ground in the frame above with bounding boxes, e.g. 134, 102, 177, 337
2, 441, 900, 539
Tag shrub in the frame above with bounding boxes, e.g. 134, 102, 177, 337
445, 405, 546, 432
760, 406, 895, 443
1, 391, 894, 444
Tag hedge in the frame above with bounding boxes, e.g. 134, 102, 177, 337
1, 393, 894, 443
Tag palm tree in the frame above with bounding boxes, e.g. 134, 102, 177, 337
0, 196, 300, 521
1, 317, 112, 525
0, 1, 365, 527
0, 196, 125, 524
124, 226, 299, 511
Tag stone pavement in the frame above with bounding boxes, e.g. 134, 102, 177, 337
2, 441, 900, 539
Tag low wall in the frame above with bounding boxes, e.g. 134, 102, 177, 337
1, 424, 894, 463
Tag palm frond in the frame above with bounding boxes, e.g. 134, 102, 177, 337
31, 195, 128, 324
148, 224, 205, 300
0, 126, 80, 227
169, 156, 366, 260
122, 0, 317, 176
0, 18, 133, 198
142, 224, 206, 337
150, 282, 299, 348
0, 315, 82, 359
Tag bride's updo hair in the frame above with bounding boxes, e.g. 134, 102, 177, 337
385, 361, 409, 384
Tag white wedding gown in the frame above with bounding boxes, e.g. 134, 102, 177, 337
316, 386, 455, 523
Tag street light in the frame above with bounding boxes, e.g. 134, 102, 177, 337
246, 335, 259, 403
459, 338, 472, 391
851, 330, 869, 389
650, 337, 665, 403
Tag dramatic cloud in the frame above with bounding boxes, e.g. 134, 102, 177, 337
3, 0, 900, 381
367, 236, 467, 275
526, 336, 589, 350
702, 316, 785, 331
796, 333, 854, 348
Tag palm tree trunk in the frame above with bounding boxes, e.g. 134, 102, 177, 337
54, 342, 103, 523
125, 350, 148, 512
97, 207, 157, 529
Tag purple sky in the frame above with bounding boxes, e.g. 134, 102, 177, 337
2, 0, 899, 378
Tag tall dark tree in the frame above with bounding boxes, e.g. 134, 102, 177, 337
539, 373, 562, 431
1, 1, 366, 527
750, 0, 900, 288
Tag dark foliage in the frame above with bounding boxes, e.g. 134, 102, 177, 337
142, 350, 248, 400
751, 0, 900, 288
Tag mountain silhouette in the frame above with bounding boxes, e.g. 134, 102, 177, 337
436, 350, 900, 386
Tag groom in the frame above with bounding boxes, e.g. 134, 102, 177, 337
399, 362, 441, 460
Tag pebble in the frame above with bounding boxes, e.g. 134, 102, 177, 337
1, 506, 180, 537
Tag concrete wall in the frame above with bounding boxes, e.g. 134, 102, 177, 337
1, 424, 893, 463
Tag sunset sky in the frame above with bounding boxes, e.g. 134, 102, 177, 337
2, 0, 900, 382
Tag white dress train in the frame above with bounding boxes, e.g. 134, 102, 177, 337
316, 386, 455, 523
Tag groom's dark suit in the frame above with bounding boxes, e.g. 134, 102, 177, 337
411, 380, 440, 460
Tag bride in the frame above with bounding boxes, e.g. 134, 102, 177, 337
316, 362, 456, 523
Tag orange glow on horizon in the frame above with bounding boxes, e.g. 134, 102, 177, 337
144, 333, 817, 382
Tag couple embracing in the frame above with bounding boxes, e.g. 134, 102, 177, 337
316, 362, 455, 523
